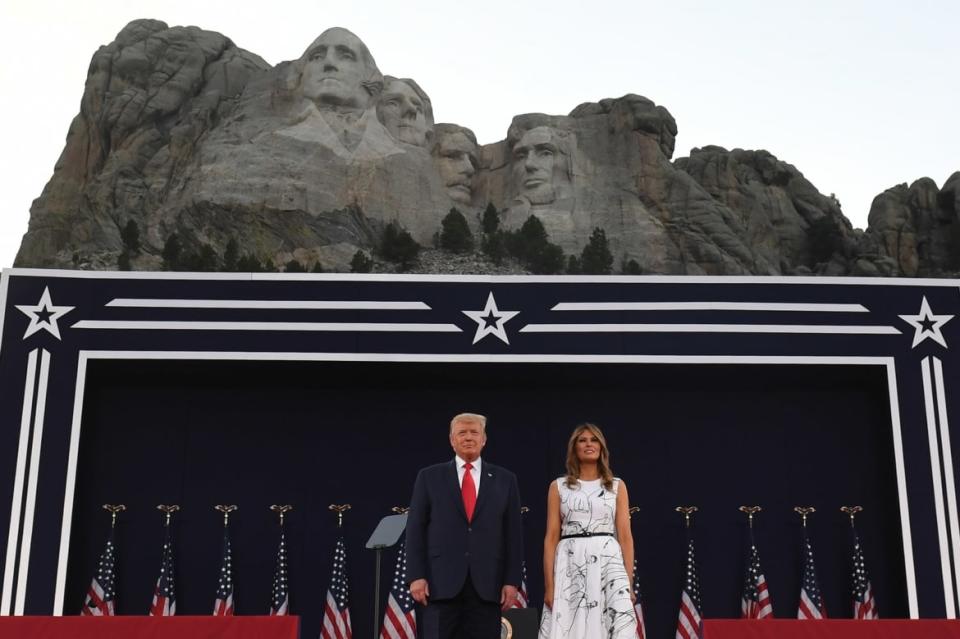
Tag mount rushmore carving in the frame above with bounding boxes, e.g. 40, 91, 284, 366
15, 20, 960, 275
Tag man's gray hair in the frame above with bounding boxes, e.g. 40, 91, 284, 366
450, 413, 487, 433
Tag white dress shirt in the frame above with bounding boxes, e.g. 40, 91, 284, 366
455, 455, 482, 498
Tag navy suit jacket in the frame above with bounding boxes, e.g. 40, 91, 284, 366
405, 459, 523, 603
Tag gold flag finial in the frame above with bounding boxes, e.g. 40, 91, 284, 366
270, 504, 293, 526
675, 506, 698, 528
329, 504, 352, 528
391, 506, 410, 515
841, 505, 863, 528
739, 505, 762, 528
794, 506, 816, 527
215, 504, 238, 526
157, 504, 180, 527
102, 504, 126, 528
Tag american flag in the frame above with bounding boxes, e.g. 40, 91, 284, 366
852, 531, 878, 619
213, 527, 235, 616
149, 527, 176, 616
675, 537, 703, 639
797, 532, 827, 619
741, 542, 773, 619
269, 528, 290, 616
380, 545, 416, 639
80, 528, 117, 615
321, 537, 352, 639
633, 558, 646, 639
510, 560, 529, 609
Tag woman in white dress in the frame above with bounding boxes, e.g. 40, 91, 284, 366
540, 423, 637, 639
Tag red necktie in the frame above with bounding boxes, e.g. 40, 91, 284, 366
462, 462, 477, 522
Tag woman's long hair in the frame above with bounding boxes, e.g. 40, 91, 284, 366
564, 423, 614, 490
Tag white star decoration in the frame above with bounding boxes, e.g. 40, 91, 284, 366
462, 292, 519, 345
899, 296, 954, 349
15, 286, 74, 341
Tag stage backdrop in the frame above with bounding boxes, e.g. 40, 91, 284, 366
1, 270, 959, 638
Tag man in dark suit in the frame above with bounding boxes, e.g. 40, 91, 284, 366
406, 413, 523, 639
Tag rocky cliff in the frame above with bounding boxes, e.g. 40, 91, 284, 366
15, 20, 960, 275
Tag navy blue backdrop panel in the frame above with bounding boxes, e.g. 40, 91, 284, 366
1, 269, 959, 631
63, 359, 905, 639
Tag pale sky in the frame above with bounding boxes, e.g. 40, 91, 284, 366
1, 0, 957, 268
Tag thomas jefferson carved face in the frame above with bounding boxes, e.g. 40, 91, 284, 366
511, 126, 564, 205
377, 79, 430, 146
432, 128, 478, 205
300, 28, 378, 110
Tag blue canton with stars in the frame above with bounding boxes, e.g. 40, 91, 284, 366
270, 529, 290, 615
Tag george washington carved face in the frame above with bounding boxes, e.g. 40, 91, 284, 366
299, 28, 382, 111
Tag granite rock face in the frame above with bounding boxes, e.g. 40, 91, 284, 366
857, 172, 960, 277
15, 21, 960, 276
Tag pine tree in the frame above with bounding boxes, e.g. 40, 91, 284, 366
379, 222, 420, 271
222, 238, 239, 272
120, 220, 140, 254
482, 231, 507, 264
236, 253, 263, 272
161, 234, 182, 271
285, 259, 307, 273
481, 203, 500, 235
440, 208, 474, 253
350, 250, 373, 273
580, 227, 613, 274
505, 216, 565, 274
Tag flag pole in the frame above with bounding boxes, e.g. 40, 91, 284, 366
373, 506, 410, 639
269, 505, 293, 616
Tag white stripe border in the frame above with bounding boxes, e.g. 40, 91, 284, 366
551, 302, 870, 312
106, 299, 432, 310
48, 349, 917, 619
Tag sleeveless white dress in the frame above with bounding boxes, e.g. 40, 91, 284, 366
539, 478, 637, 639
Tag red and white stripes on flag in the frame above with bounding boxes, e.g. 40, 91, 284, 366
323, 588, 352, 639
677, 590, 703, 639
321, 537, 352, 639
635, 599, 646, 639
633, 558, 646, 639
675, 537, 703, 639
510, 560, 529, 609
81, 579, 114, 616
854, 582, 877, 620
741, 543, 773, 619
81, 529, 118, 616
380, 545, 416, 639
851, 531, 878, 620
797, 533, 826, 620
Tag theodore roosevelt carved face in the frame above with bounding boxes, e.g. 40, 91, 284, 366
432, 125, 479, 205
